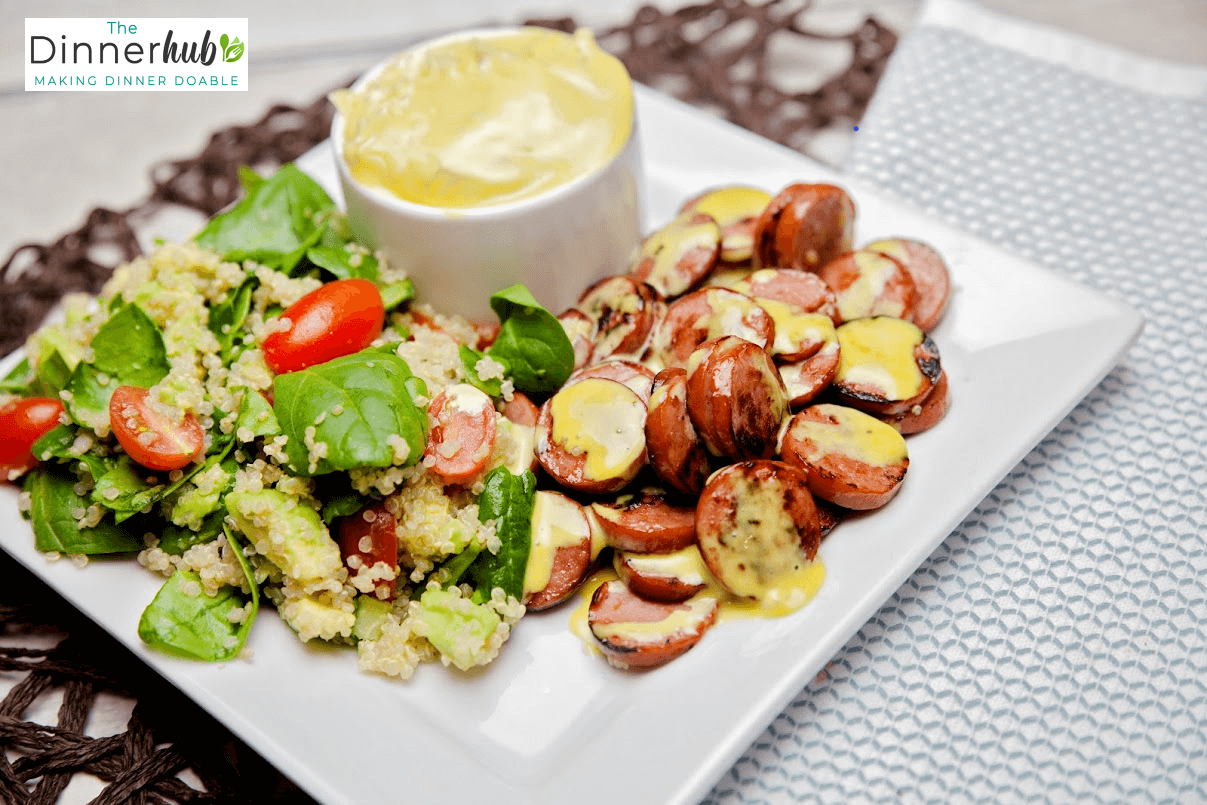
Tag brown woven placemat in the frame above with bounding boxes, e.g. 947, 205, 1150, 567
0, 2, 897, 801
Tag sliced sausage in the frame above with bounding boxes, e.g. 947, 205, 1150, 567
878, 369, 950, 436
524, 491, 593, 610
778, 328, 840, 407
818, 249, 916, 322
567, 359, 656, 404
679, 185, 773, 265
472, 319, 500, 350
685, 336, 787, 461
495, 391, 539, 474
706, 267, 754, 288
613, 545, 711, 603
815, 498, 844, 538
500, 391, 540, 426
731, 268, 840, 325
423, 384, 497, 486
865, 237, 951, 332
588, 578, 718, 670
645, 367, 712, 496
557, 308, 597, 370
832, 316, 941, 415
590, 487, 697, 554
779, 403, 909, 510
629, 211, 722, 297
536, 377, 647, 494
695, 460, 821, 600
576, 275, 662, 359
753, 183, 855, 272
648, 287, 775, 370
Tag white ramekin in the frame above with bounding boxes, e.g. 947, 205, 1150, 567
332, 28, 645, 322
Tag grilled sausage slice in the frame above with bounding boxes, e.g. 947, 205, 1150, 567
524, 491, 594, 611
588, 578, 718, 670
629, 211, 722, 297
753, 183, 855, 272
590, 486, 697, 554
832, 317, 941, 416
778, 326, 841, 408
865, 237, 951, 332
557, 308, 597, 370
536, 377, 647, 494
567, 359, 656, 404
679, 185, 773, 265
576, 275, 662, 359
613, 544, 711, 603
647, 287, 775, 370
732, 268, 840, 325
780, 403, 909, 510
685, 336, 787, 461
695, 460, 821, 600
818, 250, 917, 323
645, 367, 712, 496
878, 369, 951, 436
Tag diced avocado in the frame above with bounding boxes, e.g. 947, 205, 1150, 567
226, 489, 342, 584
279, 593, 355, 642
170, 461, 234, 529
352, 596, 394, 643
415, 587, 503, 671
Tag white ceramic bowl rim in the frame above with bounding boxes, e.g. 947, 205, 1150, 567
330, 26, 638, 221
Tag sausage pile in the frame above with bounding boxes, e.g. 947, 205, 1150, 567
526, 182, 953, 670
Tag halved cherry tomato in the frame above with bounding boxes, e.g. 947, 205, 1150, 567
262, 278, 384, 374
338, 503, 399, 595
423, 384, 497, 486
0, 397, 65, 481
108, 385, 205, 472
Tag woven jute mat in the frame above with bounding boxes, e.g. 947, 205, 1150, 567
0, 2, 897, 801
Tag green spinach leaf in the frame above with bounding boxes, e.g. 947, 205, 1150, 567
459, 344, 504, 398
63, 302, 170, 426
272, 350, 426, 476
235, 386, 279, 439
379, 279, 415, 311
306, 245, 379, 281
24, 466, 143, 555
486, 284, 574, 393
467, 467, 536, 602
208, 279, 255, 360
159, 510, 225, 556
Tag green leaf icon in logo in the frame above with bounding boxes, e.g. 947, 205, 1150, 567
221, 35, 244, 63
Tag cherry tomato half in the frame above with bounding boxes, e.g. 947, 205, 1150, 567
0, 397, 65, 481
108, 385, 205, 472
338, 503, 399, 595
262, 279, 385, 375
424, 384, 497, 486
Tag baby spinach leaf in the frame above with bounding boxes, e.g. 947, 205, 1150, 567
30, 425, 76, 462
486, 284, 574, 393
439, 543, 484, 589
1, 357, 32, 393
24, 466, 143, 555
32, 349, 71, 397
235, 387, 279, 439
272, 350, 426, 476
159, 510, 225, 556
379, 279, 415, 311
91, 457, 165, 523
63, 302, 170, 426
195, 163, 335, 270
208, 279, 255, 360
459, 345, 504, 398
306, 245, 379, 281
467, 467, 536, 603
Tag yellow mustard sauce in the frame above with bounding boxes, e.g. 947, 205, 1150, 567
549, 378, 645, 482
333, 27, 633, 209
524, 491, 592, 597
836, 317, 925, 401
787, 403, 908, 468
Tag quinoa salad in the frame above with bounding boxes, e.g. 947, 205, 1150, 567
1, 164, 574, 679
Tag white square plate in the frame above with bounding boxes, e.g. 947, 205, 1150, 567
0, 86, 1142, 805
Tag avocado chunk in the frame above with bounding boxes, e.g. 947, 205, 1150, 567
226, 489, 342, 584
416, 587, 505, 671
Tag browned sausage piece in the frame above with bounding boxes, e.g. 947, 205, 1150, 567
753, 183, 855, 272
815, 498, 845, 538
679, 186, 773, 265
818, 250, 917, 323
613, 545, 711, 603
685, 336, 787, 461
576, 275, 662, 359
695, 461, 821, 601
500, 391, 540, 427
557, 308, 597, 370
865, 238, 951, 332
567, 359, 656, 404
524, 491, 594, 611
832, 316, 941, 416
536, 377, 647, 494
779, 403, 909, 510
588, 578, 718, 670
629, 211, 722, 297
645, 367, 712, 496
778, 328, 840, 408
732, 268, 840, 325
877, 369, 951, 436
648, 287, 775, 370
590, 486, 697, 554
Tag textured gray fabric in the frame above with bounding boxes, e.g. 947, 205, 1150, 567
705, 22, 1207, 805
